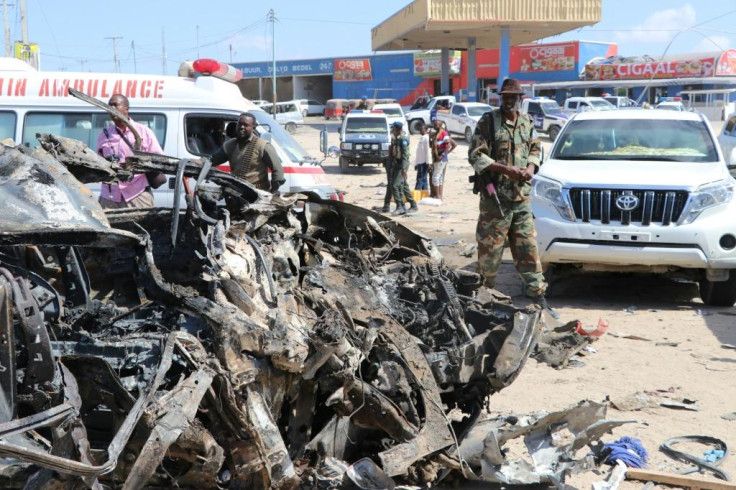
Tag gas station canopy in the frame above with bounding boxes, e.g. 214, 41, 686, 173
372, 0, 602, 51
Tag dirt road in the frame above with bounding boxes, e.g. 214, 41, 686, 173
292, 119, 736, 489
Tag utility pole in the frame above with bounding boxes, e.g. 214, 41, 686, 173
161, 28, 167, 75
105, 36, 122, 73
131, 40, 137, 73
78, 59, 87, 71
229, 44, 233, 64
3, 0, 11, 56
19, 0, 27, 43
196, 25, 200, 59
270, 9, 276, 106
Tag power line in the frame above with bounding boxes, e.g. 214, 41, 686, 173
105, 36, 122, 73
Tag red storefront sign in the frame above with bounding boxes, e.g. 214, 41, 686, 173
512, 43, 578, 73
584, 56, 718, 80
334, 59, 372, 82
716, 49, 736, 76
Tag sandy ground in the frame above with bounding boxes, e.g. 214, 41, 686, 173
292, 118, 736, 489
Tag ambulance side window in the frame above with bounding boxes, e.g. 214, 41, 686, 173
0, 112, 17, 142
23, 112, 166, 150
184, 115, 238, 157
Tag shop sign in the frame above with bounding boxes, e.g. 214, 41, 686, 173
14, 42, 40, 70
413, 51, 461, 77
334, 59, 372, 81
716, 49, 736, 76
516, 43, 576, 72
584, 56, 717, 80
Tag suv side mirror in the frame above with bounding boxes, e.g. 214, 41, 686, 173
320, 128, 329, 155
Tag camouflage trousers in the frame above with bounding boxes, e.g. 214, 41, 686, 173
390, 161, 416, 207
476, 195, 547, 296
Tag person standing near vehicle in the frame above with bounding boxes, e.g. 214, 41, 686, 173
414, 123, 430, 192
388, 121, 418, 215
96, 94, 165, 209
356, 96, 369, 110
210, 112, 285, 192
430, 118, 457, 201
468, 78, 556, 317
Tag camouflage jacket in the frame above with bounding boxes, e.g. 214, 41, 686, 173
468, 109, 541, 202
390, 134, 411, 171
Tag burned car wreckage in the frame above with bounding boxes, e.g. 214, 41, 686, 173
0, 133, 625, 489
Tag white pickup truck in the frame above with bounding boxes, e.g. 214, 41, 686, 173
435, 102, 493, 142
562, 96, 616, 115
519, 97, 569, 142
405, 95, 456, 134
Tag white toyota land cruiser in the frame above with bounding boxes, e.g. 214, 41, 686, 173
532, 109, 736, 306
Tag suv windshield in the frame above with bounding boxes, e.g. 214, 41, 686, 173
539, 101, 563, 114
252, 110, 312, 162
345, 117, 387, 134
552, 118, 718, 162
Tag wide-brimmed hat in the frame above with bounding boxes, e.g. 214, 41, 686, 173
499, 78, 524, 95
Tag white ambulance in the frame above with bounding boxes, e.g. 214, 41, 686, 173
0, 57, 342, 206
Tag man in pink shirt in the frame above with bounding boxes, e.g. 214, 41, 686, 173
96, 94, 164, 208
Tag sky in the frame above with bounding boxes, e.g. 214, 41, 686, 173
3, 0, 736, 74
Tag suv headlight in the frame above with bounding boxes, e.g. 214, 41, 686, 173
341, 142, 353, 150
381, 143, 390, 151
532, 177, 575, 221
680, 180, 734, 224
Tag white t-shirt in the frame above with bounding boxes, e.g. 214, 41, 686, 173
415, 133, 430, 164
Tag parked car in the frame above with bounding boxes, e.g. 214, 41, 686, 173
404, 95, 456, 134
294, 99, 326, 117
373, 102, 408, 135
262, 101, 304, 133
718, 111, 736, 159
604, 96, 638, 108
655, 101, 687, 111
436, 102, 492, 142
562, 97, 616, 114
532, 109, 736, 306
520, 97, 569, 142
337, 110, 390, 172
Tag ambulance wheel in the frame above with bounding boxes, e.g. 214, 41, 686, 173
548, 125, 560, 142
409, 119, 423, 135
465, 126, 473, 143
339, 157, 350, 173
285, 122, 297, 134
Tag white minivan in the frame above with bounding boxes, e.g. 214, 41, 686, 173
0, 57, 341, 206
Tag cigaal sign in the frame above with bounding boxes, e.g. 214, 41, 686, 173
334, 59, 372, 82
585, 57, 717, 80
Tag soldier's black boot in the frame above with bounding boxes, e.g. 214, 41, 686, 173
533, 294, 559, 320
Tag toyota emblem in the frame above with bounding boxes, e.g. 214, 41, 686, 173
615, 193, 639, 211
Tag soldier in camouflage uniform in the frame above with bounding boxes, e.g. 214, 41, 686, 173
388, 121, 418, 215
468, 78, 556, 317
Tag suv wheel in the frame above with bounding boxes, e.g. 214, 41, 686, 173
409, 119, 423, 135
285, 122, 297, 134
548, 125, 560, 142
339, 157, 350, 173
465, 126, 473, 143
699, 271, 736, 306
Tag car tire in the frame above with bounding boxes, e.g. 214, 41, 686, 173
285, 122, 297, 134
409, 119, 423, 135
699, 271, 736, 306
465, 126, 473, 143
339, 157, 350, 173
548, 125, 560, 142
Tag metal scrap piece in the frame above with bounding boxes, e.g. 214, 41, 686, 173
123, 367, 215, 489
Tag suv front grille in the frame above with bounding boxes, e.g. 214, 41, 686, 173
569, 189, 689, 226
